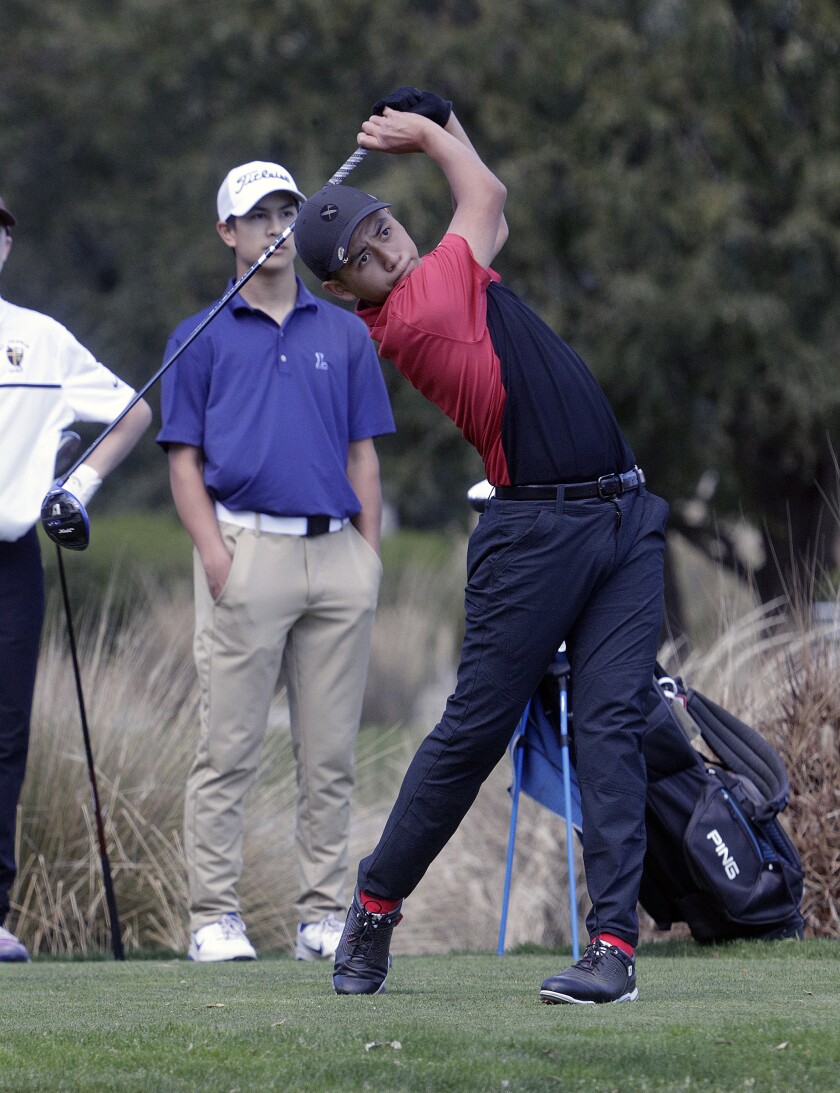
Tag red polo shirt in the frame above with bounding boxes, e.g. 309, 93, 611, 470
359, 234, 511, 484
359, 233, 633, 487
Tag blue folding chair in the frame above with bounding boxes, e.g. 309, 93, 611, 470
497, 648, 582, 958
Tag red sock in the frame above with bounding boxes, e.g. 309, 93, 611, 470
598, 933, 634, 957
359, 889, 401, 914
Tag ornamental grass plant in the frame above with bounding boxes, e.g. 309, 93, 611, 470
10, 532, 840, 956
12, 552, 460, 957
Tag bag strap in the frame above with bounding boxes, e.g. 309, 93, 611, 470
653, 664, 702, 742
685, 690, 790, 819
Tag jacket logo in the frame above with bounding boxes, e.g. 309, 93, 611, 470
706, 828, 740, 880
315, 352, 329, 371
5, 340, 26, 371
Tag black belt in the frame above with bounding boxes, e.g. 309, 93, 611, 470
305, 515, 333, 536
494, 467, 645, 502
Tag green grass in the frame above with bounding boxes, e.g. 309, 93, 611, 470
0, 941, 837, 1092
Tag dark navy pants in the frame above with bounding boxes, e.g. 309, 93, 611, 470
359, 485, 668, 947
0, 528, 45, 926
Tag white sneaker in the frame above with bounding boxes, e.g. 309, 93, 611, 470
188, 913, 257, 962
296, 912, 344, 961
0, 925, 30, 963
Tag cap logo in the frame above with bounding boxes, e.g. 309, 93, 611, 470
233, 166, 293, 195
320, 203, 339, 222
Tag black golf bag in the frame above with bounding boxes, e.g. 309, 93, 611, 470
637, 669, 805, 943
523, 665, 805, 944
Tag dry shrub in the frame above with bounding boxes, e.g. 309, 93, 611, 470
362, 547, 465, 727
770, 630, 840, 938
393, 763, 587, 956
10, 561, 839, 957
12, 572, 464, 957
15, 582, 329, 955
16, 581, 197, 955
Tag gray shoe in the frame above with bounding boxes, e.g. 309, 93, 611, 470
0, 926, 30, 963
540, 939, 638, 1004
296, 913, 344, 961
187, 914, 256, 962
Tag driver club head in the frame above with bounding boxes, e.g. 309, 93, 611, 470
41, 486, 90, 550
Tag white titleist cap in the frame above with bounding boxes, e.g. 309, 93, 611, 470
217, 161, 306, 221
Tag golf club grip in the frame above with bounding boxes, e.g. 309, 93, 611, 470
56, 146, 369, 484
326, 147, 367, 185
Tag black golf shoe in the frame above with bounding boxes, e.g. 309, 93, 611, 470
333, 889, 402, 995
540, 939, 638, 1004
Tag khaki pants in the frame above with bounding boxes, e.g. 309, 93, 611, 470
185, 521, 381, 932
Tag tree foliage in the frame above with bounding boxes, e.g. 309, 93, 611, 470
2, 0, 838, 595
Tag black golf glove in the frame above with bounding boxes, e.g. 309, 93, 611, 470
372, 86, 452, 128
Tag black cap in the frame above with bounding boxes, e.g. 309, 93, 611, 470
0, 196, 16, 229
294, 185, 390, 282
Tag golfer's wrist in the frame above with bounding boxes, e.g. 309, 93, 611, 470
64, 463, 102, 506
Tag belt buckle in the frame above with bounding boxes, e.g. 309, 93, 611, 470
305, 515, 332, 537
597, 472, 623, 500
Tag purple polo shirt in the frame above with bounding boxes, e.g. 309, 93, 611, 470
157, 278, 395, 518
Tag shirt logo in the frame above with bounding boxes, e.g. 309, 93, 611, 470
5, 340, 27, 371
320, 203, 339, 222
315, 352, 329, 371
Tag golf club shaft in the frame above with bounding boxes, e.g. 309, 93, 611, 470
55, 547, 125, 960
57, 146, 369, 485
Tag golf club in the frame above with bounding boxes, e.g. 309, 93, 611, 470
47, 147, 369, 499
54, 429, 82, 478
52, 431, 125, 960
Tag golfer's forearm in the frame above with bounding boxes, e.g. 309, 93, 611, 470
421, 121, 506, 267
174, 494, 225, 561
86, 399, 152, 478
424, 122, 506, 212
443, 111, 472, 149
347, 439, 383, 553
351, 493, 382, 553
444, 112, 509, 257
167, 445, 227, 561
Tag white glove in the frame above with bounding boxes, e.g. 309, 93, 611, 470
63, 462, 102, 506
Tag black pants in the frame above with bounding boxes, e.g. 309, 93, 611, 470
359, 486, 668, 947
0, 528, 45, 925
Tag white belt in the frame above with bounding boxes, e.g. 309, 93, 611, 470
215, 501, 348, 537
